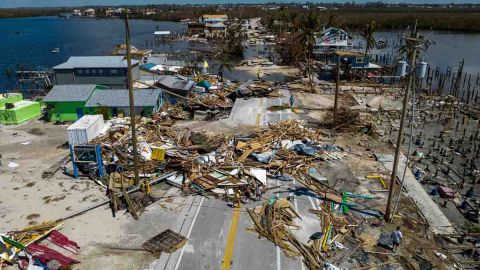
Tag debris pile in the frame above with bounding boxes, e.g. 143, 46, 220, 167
90, 119, 352, 205
234, 80, 283, 98
1, 221, 80, 269
247, 197, 358, 270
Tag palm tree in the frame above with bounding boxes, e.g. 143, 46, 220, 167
277, 6, 289, 37
360, 21, 377, 79
298, 12, 321, 91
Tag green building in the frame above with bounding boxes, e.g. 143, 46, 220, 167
42, 84, 108, 122
0, 93, 23, 108
0, 93, 42, 125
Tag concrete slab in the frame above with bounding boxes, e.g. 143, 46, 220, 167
381, 158, 455, 234
228, 89, 298, 127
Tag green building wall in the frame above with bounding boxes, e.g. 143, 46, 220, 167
0, 101, 42, 125
0, 93, 23, 108
46, 101, 87, 122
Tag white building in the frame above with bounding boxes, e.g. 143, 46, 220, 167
83, 8, 96, 17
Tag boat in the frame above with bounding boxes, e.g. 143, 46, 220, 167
51, 48, 60, 53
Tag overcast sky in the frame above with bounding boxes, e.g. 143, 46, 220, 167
0, 0, 478, 8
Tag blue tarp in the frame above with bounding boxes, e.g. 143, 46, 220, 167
141, 63, 156, 70
197, 80, 211, 90
293, 144, 317, 156
250, 150, 277, 163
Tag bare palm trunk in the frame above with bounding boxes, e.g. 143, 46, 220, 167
363, 44, 369, 81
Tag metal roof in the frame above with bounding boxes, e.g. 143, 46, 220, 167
207, 22, 227, 28
85, 89, 162, 107
154, 31, 171, 35
42, 84, 98, 102
156, 75, 195, 92
202, 14, 228, 19
53, 56, 139, 70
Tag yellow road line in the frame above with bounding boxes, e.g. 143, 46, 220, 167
221, 206, 241, 270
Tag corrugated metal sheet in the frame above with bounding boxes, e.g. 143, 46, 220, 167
67, 115, 105, 145
85, 89, 161, 107
42, 85, 97, 102
54, 56, 139, 69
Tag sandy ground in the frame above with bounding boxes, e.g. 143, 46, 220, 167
0, 120, 170, 270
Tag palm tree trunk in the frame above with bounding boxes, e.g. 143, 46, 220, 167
308, 51, 314, 91
363, 44, 369, 81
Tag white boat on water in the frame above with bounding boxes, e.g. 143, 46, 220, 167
51, 48, 60, 53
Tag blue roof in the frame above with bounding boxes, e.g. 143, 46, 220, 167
53, 56, 139, 69
141, 63, 156, 70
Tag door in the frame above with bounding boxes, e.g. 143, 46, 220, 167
76, 108, 84, 119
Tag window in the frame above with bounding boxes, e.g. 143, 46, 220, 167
110, 69, 118, 76
98, 69, 104, 75
356, 57, 364, 64
77, 69, 83, 75
84, 69, 90, 74
91, 69, 96, 74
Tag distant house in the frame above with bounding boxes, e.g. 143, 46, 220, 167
205, 22, 227, 39
200, 14, 228, 24
334, 50, 381, 69
187, 22, 205, 36
84, 89, 163, 118
313, 27, 352, 61
42, 84, 107, 122
72, 9, 82, 16
241, 17, 262, 38
188, 14, 228, 39
156, 75, 195, 100
53, 56, 140, 89
83, 8, 96, 17
105, 8, 114, 17
114, 8, 125, 16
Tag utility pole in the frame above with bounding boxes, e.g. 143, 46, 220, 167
385, 32, 420, 222
125, 14, 140, 186
333, 55, 340, 125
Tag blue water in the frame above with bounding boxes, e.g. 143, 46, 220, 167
1, 16, 480, 91
0, 16, 187, 91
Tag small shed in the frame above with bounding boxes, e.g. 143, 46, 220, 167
156, 75, 195, 99
42, 84, 107, 122
84, 89, 163, 118
67, 115, 105, 146
154, 31, 171, 41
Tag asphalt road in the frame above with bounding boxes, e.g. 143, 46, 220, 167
154, 176, 324, 270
